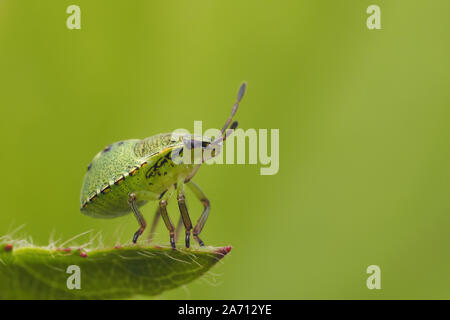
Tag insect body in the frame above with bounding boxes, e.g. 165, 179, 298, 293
80, 83, 246, 248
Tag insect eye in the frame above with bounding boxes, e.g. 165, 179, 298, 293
202, 141, 210, 148
183, 138, 204, 149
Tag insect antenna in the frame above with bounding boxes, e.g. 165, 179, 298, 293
222, 121, 238, 142
209, 120, 238, 149
202, 83, 245, 161
220, 82, 246, 134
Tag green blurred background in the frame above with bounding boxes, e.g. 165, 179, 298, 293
1, 0, 449, 299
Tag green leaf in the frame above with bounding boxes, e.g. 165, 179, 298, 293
0, 242, 231, 299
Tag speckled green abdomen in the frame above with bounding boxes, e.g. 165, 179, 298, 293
80, 134, 199, 219
80, 139, 147, 218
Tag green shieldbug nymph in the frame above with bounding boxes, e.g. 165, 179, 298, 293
80, 83, 246, 249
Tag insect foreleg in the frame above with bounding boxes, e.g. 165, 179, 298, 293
186, 181, 210, 247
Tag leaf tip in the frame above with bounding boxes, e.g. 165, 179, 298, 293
215, 245, 232, 258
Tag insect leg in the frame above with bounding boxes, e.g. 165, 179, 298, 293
159, 199, 176, 249
147, 207, 160, 242
128, 193, 147, 244
177, 192, 193, 248
186, 181, 210, 247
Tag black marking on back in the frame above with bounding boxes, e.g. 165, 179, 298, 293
102, 144, 112, 153
145, 151, 173, 180
87, 162, 92, 171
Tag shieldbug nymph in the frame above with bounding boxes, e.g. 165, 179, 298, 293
80, 83, 246, 249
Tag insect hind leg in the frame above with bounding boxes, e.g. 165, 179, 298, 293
128, 193, 147, 244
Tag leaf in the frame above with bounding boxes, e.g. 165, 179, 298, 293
0, 242, 231, 299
